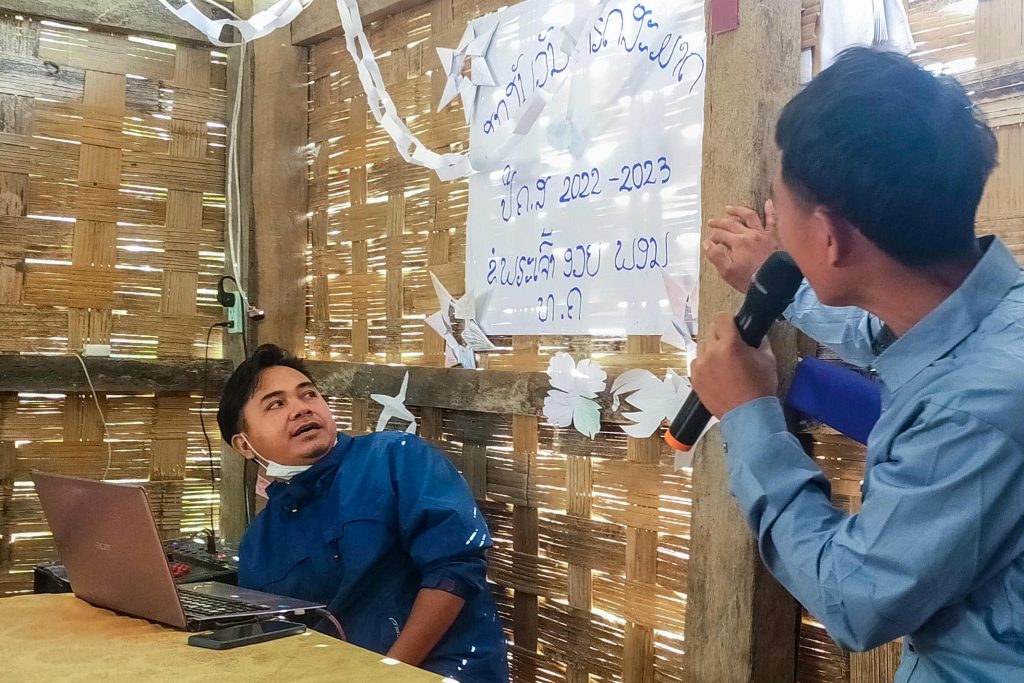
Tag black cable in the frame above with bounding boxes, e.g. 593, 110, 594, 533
200, 321, 231, 545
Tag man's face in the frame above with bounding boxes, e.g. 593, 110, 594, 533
235, 365, 338, 466
772, 163, 843, 306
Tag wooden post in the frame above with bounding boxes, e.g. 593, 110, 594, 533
219, 0, 310, 542
684, 2, 802, 682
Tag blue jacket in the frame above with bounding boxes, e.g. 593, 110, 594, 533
238, 431, 509, 683
722, 237, 1024, 681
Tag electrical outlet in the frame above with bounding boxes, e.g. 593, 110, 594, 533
226, 296, 244, 334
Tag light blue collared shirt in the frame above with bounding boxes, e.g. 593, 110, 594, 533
720, 236, 1024, 682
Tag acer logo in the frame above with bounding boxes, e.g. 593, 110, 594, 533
95, 542, 111, 551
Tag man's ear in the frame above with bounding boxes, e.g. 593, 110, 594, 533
230, 433, 255, 460
814, 208, 855, 268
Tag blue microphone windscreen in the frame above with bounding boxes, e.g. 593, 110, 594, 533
785, 357, 882, 445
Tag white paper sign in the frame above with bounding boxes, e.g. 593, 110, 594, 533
466, 0, 706, 335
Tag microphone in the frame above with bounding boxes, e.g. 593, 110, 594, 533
664, 251, 804, 452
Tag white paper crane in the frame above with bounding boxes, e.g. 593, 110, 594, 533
436, 19, 499, 125
425, 271, 496, 368
660, 268, 699, 371
370, 371, 417, 434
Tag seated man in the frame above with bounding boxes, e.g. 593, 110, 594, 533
216, 344, 508, 683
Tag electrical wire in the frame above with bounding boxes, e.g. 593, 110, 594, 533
312, 608, 347, 641
199, 322, 230, 538
73, 354, 114, 481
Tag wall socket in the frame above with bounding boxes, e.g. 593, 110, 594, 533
226, 296, 243, 334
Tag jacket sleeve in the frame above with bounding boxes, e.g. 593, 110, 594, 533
785, 280, 889, 368
387, 434, 492, 601
720, 396, 1024, 651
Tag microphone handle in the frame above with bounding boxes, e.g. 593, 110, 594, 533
665, 390, 712, 452
665, 312, 766, 451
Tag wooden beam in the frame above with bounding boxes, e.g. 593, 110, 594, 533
957, 56, 1024, 100
291, 0, 429, 46
684, 2, 803, 682
0, 355, 231, 393
251, 18, 308, 353
306, 360, 640, 420
0, 0, 214, 43
217, 0, 257, 545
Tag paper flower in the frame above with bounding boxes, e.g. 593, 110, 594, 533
611, 368, 691, 438
436, 19, 499, 125
543, 353, 606, 438
370, 371, 417, 434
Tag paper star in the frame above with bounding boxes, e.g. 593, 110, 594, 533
427, 271, 496, 363
436, 19, 499, 125
370, 371, 417, 434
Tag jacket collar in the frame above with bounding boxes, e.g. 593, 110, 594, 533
266, 432, 351, 507
873, 236, 1019, 391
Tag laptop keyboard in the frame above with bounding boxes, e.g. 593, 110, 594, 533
179, 590, 264, 617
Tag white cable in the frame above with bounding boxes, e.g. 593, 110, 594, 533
224, 39, 248, 303
73, 354, 114, 481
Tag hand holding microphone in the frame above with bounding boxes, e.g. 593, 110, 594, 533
665, 252, 803, 452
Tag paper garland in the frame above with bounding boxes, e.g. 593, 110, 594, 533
157, 0, 311, 47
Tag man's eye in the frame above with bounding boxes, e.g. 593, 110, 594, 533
267, 400, 284, 410
304, 390, 319, 399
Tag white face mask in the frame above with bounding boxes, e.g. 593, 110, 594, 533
239, 434, 314, 481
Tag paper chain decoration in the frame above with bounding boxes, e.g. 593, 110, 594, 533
157, 0, 311, 47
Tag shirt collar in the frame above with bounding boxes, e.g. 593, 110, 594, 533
266, 432, 351, 506
873, 236, 1019, 391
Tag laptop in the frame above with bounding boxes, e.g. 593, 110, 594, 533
32, 471, 325, 631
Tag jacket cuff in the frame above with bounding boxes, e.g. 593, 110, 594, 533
420, 573, 477, 601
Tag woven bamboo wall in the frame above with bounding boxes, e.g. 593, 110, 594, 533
0, 12, 228, 596
306, 1, 688, 680
304, 0, 1022, 681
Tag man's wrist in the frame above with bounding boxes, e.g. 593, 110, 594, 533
720, 396, 788, 459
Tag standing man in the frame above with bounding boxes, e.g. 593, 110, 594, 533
217, 344, 509, 683
695, 48, 1024, 681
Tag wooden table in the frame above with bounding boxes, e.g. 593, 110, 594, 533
0, 594, 446, 682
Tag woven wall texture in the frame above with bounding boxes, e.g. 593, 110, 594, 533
0, 12, 228, 595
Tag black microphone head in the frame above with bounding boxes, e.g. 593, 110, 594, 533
734, 252, 804, 346
747, 251, 804, 313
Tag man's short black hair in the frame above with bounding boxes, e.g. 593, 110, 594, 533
216, 343, 316, 444
775, 47, 998, 265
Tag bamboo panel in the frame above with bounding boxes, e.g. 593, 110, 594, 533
0, 391, 222, 595
304, 2, 1021, 683
907, 1, 977, 69
0, 12, 227, 359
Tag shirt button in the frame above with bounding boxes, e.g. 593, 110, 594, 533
291, 507, 299, 513
333, 554, 339, 560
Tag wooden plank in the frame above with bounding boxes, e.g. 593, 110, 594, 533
217, 1, 255, 546
0, 355, 232, 392
251, 24, 308, 355
291, 0, 431, 46
0, 0, 214, 44
958, 56, 1024, 100
684, 2, 803, 682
